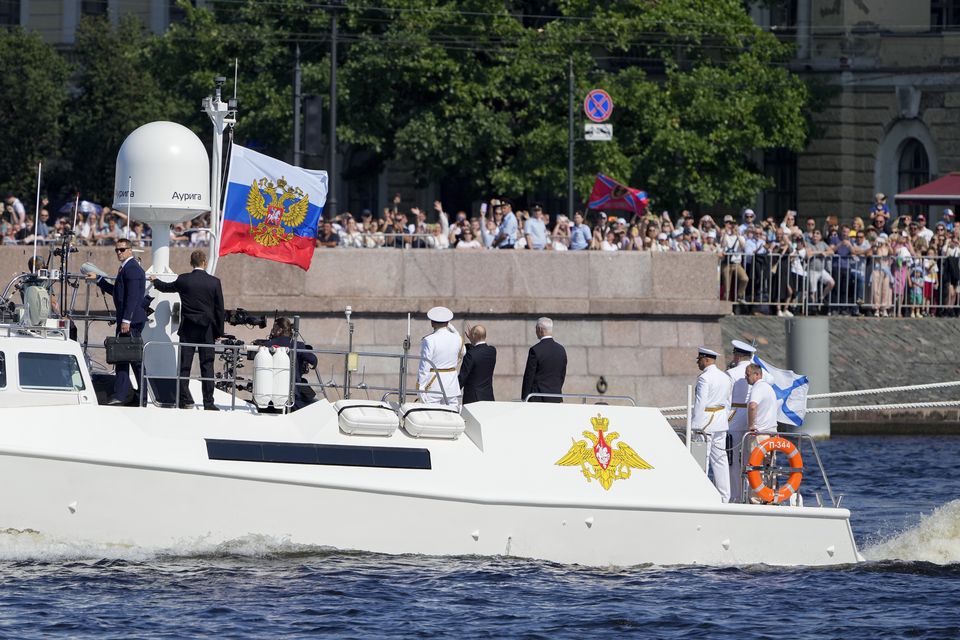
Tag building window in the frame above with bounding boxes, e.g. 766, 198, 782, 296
898, 139, 930, 216
762, 149, 797, 218
931, 1, 960, 31
769, 0, 798, 36
0, 0, 20, 26
170, 0, 196, 24
898, 139, 930, 192
81, 0, 108, 17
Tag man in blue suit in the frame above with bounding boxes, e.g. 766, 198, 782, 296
88, 239, 147, 405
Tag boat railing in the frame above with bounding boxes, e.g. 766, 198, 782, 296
734, 430, 840, 508
0, 323, 70, 340
523, 392, 637, 405
138, 340, 453, 411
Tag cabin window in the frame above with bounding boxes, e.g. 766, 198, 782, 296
0, 352, 5, 388
18, 353, 85, 391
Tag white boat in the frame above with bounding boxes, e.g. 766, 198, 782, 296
0, 103, 860, 567
0, 319, 860, 567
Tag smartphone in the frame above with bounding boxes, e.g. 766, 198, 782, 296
480, 203, 488, 214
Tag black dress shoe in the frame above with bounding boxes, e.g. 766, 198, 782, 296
105, 398, 124, 406
179, 402, 196, 409
203, 404, 220, 411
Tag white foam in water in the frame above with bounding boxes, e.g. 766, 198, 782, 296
864, 499, 960, 564
0, 529, 332, 563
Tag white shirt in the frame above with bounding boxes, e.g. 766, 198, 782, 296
747, 379, 778, 433
727, 359, 772, 432
692, 364, 732, 434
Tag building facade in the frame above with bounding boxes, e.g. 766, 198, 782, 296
755, 0, 960, 219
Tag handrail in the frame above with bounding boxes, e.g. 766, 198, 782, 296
138, 340, 452, 410
523, 392, 637, 405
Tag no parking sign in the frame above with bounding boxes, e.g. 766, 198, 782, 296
584, 89, 613, 123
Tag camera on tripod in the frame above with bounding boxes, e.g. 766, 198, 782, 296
215, 334, 253, 393
224, 308, 267, 329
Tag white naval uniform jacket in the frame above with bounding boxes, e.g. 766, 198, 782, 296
417, 324, 465, 403
693, 363, 732, 434
727, 360, 773, 432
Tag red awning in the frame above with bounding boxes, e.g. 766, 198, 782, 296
894, 173, 960, 205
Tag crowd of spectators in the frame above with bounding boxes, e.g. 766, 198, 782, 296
314, 195, 734, 253
717, 193, 960, 318
317, 192, 960, 317
6, 189, 960, 317
1, 193, 212, 248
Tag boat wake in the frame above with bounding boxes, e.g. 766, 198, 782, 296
863, 499, 960, 565
0, 529, 338, 563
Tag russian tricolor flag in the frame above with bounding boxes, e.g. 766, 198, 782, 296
219, 145, 327, 271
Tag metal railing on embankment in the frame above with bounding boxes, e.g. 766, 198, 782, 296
718, 251, 960, 317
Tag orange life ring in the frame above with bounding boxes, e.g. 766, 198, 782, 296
746, 436, 803, 504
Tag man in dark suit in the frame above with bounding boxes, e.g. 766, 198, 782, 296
521, 317, 567, 403
459, 325, 496, 404
150, 250, 225, 410
87, 239, 147, 405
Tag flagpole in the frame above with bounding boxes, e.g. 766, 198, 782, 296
204, 75, 237, 276
32, 162, 42, 272
567, 56, 575, 220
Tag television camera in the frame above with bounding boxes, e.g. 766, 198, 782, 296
225, 308, 267, 329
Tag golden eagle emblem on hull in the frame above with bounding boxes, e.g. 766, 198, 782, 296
245, 177, 310, 247
555, 414, 652, 490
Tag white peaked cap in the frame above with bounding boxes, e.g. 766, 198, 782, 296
697, 347, 719, 358
731, 339, 757, 354
427, 306, 454, 323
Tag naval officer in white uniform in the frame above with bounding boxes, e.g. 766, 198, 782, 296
417, 306, 466, 406
693, 346, 733, 502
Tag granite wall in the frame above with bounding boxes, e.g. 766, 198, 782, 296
0, 246, 729, 407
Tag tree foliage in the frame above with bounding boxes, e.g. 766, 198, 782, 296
61, 16, 171, 203
0, 0, 809, 213
338, 0, 808, 210
0, 28, 68, 203
144, 0, 330, 157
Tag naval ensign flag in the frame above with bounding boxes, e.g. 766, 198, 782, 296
219, 145, 327, 271
753, 356, 809, 427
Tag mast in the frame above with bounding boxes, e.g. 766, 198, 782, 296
203, 76, 238, 276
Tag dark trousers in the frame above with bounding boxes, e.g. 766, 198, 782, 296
113, 321, 145, 403
178, 323, 215, 407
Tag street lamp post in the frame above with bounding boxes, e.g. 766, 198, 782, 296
327, 2, 343, 220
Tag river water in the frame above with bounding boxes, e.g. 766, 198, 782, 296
1, 435, 957, 638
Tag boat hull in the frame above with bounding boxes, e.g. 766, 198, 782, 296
0, 402, 859, 566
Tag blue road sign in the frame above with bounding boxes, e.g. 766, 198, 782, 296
584, 89, 613, 123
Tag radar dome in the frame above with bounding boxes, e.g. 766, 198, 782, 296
113, 121, 210, 224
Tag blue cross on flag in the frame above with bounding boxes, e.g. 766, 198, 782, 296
752, 356, 809, 427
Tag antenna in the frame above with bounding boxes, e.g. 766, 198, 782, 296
126, 175, 132, 240
32, 161, 42, 272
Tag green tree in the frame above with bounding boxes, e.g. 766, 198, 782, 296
62, 15, 171, 203
338, 0, 808, 211
0, 28, 68, 205
144, 0, 330, 158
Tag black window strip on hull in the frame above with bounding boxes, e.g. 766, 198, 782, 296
206, 439, 432, 470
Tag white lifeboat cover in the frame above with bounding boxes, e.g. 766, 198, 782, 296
401, 403, 466, 439
334, 400, 399, 437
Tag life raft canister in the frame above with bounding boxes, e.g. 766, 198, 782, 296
746, 436, 803, 504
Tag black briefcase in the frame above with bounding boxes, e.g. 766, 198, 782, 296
105, 336, 144, 364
